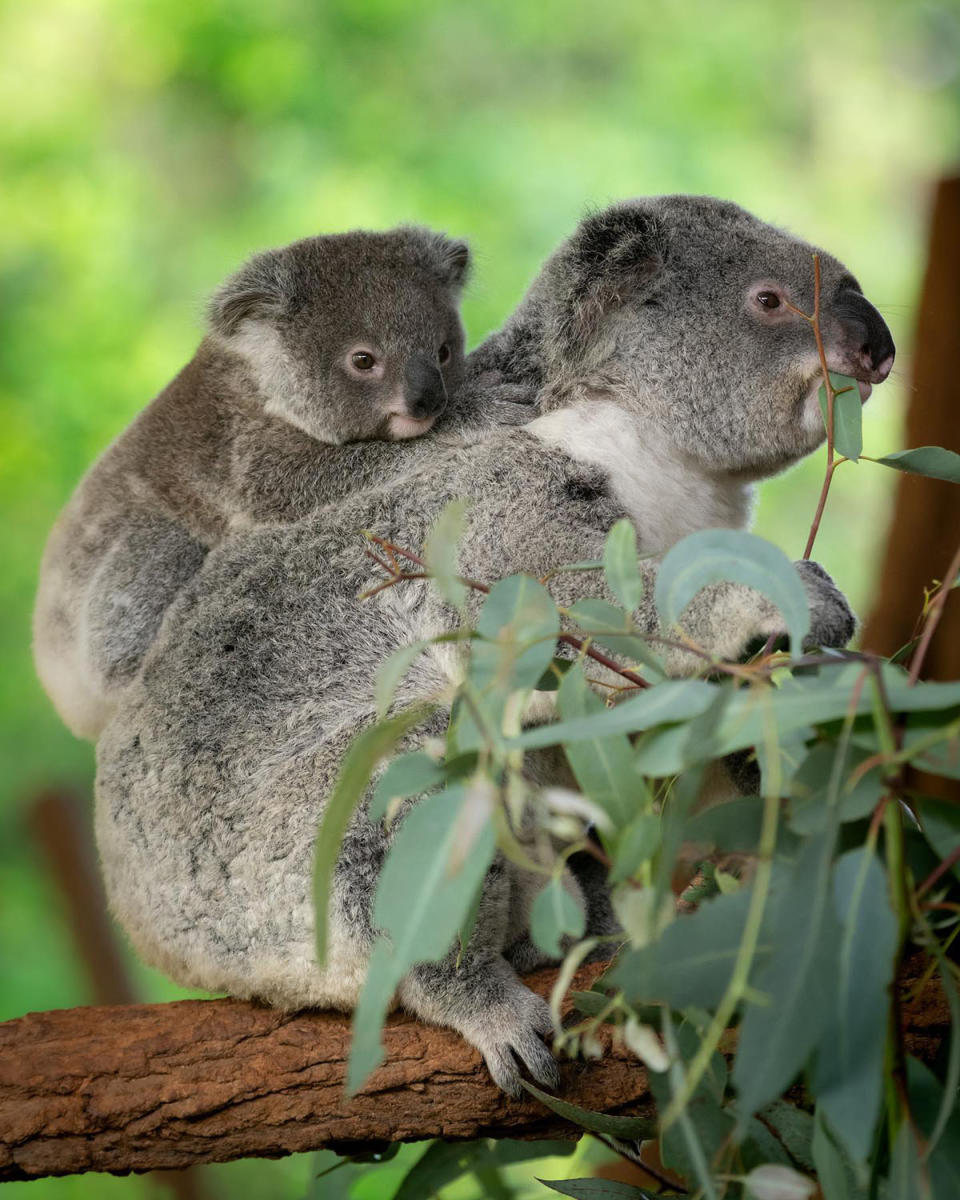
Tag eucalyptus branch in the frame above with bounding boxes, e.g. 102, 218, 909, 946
907, 538, 960, 685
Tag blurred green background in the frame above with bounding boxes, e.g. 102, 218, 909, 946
1, 0, 959, 1195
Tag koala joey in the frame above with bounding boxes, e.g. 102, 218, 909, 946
94, 197, 893, 1096
33, 225, 513, 741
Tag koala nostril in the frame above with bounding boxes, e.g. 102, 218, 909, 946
875, 352, 894, 382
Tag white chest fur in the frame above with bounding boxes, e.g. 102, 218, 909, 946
530, 399, 753, 552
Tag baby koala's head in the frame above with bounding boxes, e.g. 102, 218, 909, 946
207, 226, 470, 443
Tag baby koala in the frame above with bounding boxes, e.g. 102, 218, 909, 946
34, 226, 471, 740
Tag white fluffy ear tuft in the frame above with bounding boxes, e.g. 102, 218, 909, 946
207, 249, 289, 337
431, 234, 471, 291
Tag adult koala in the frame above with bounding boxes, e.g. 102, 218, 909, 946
95, 197, 894, 1095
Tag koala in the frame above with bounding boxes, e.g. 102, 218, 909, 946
93, 196, 893, 1095
33, 225, 529, 741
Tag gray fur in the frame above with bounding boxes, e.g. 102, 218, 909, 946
34, 226, 535, 740
93, 196, 892, 1095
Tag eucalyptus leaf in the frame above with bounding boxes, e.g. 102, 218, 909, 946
918, 797, 960, 884
348, 786, 495, 1091
522, 1081, 655, 1139
314, 704, 433, 963
557, 666, 644, 828
370, 751, 444, 821
874, 446, 960, 484
812, 1108, 853, 1200
733, 832, 841, 1119
392, 1138, 572, 1200
654, 529, 810, 653
424, 498, 468, 607
818, 373, 862, 461
609, 811, 661, 883
604, 518, 644, 611
813, 848, 896, 1165
530, 875, 586, 957
538, 1180, 653, 1199
567, 597, 664, 675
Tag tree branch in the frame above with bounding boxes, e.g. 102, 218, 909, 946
0, 959, 949, 1183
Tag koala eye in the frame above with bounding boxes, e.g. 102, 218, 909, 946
350, 351, 377, 371
755, 291, 781, 310
437, 343, 451, 366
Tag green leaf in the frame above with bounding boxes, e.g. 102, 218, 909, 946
812, 1108, 852, 1200
556, 667, 644, 828
521, 1081, 655, 1139
889, 1120, 931, 1200
603, 518, 644, 611
919, 797, 960, 884
609, 812, 661, 883
813, 848, 896, 1165
874, 446, 960, 484
906, 1056, 960, 1197
819, 374, 862, 461
538, 1180, 652, 1199
509, 679, 716, 751
474, 574, 560, 690
392, 1138, 572, 1200
376, 638, 432, 718
530, 875, 586, 957
370, 751, 444, 821
733, 832, 841, 1119
424, 498, 468, 606
683, 797, 767, 854
654, 529, 810, 653
314, 703, 433, 964
606, 886, 761, 1010
788, 744, 884, 835
348, 786, 496, 1092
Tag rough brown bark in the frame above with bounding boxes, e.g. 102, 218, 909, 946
0, 963, 651, 1182
863, 174, 960, 677
0, 960, 949, 1183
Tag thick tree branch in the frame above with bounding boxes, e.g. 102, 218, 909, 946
0, 960, 947, 1183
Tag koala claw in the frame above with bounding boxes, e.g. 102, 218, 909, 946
472, 990, 558, 1098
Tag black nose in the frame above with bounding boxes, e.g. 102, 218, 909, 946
835, 292, 896, 384
404, 354, 447, 420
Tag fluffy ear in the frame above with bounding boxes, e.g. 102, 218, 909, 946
554, 206, 666, 360
430, 234, 471, 292
207, 250, 288, 337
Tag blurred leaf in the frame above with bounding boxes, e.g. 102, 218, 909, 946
874, 446, 960, 483
530, 875, 585, 957
788, 744, 884, 835
813, 848, 896, 1165
683, 797, 766, 854
474, 574, 560, 691
370, 751, 444, 821
538, 1180, 652, 1199
424, 499, 468, 607
348, 786, 495, 1092
812, 1108, 853, 1200
522, 1081, 655, 1139
314, 704, 433, 963
392, 1138, 572, 1200
761, 1101, 816, 1170
906, 1057, 960, 1197
889, 1120, 931, 1200
733, 832, 841, 1119
535, 656, 576, 691
557, 666, 642, 828
609, 811, 661, 883
818, 374, 862, 461
606, 886, 761, 1009
743, 1163, 817, 1199
654, 529, 810, 653
510, 679, 716, 751
918, 797, 960, 884
604, 518, 643, 611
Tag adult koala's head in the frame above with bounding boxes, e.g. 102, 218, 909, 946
208, 226, 470, 443
530, 196, 894, 476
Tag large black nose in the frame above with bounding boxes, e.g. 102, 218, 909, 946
835, 292, 896, 384
404, 354, 448, 420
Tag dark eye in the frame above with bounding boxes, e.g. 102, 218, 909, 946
437, 343, 451, 366
756, 291, 781, 310
351, 351, 376, 371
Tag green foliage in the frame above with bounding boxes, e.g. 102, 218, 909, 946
874, 447, 960, 484
326, 468, 960, 1196
818, 374, 863, 461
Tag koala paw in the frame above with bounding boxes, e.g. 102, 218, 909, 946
793, 560, 857, 650
465, 984, 559, 1098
